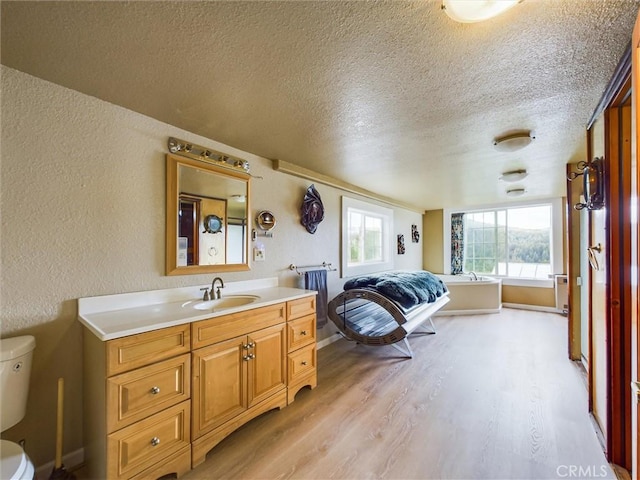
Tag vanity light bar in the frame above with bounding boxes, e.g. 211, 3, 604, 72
168, 137, 250, 174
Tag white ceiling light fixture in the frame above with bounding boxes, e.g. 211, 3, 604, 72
441, 0, 521, 23
506, 187, 526, 197
500, 169, 528, 182
493, 131, 535, 152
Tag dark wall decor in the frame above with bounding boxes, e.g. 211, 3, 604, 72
397, 234, 405, 254
411, 224, 420, 243
301, 184, 325, 234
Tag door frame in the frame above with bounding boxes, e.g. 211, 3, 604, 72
604, 83, 633, 470
631, 9, 640, 479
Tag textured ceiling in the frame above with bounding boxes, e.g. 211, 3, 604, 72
2, 1, 639, 210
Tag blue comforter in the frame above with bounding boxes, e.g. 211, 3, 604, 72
343, 270, 448, 310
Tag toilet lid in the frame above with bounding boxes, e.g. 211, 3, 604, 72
0, 440, 33, 479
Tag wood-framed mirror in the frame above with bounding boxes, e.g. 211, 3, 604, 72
166, 153, 251, 275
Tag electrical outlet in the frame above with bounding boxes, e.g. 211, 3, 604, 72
253, 246, 265, 262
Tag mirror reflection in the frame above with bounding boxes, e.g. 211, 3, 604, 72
166, 154, 250, 275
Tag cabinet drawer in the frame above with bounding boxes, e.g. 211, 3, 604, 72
192, 303, 286, 349
287, 344, 316, 384
287, 296, 316, 320
107, 400, 190, 480
106, 325, 190, 376
287, 314, 316, 352
107, 353, 190, 433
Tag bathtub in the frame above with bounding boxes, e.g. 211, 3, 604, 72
435, 274, 502, 315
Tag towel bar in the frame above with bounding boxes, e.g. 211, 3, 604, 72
289, 262, 337, 275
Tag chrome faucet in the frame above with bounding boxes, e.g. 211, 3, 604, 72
211, 277, 225, 299
468, 271, 478, 281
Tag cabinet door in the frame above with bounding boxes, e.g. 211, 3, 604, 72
247, 324, 286, 407
192, 335, 247, 439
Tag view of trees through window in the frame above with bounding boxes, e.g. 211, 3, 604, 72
342, 196, 393, 277
348, 210, 383, 265
463, 205, 552, 279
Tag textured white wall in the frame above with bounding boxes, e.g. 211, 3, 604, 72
0, 66, 423, 468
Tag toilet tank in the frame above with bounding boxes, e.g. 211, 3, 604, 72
0, 336, 36, 431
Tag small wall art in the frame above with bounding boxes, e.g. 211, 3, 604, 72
411, 224, 420, 243
397, 234, 405, 254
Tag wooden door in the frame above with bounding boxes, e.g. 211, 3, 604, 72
192, 335, 247, 439
178, 197, 200, 266
247, 324, 286, 408
589, 118, 609, 443
580, 208, 590, 370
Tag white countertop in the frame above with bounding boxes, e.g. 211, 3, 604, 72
78, 278, 317, 341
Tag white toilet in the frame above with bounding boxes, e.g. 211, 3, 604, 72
1, 335, 36, 480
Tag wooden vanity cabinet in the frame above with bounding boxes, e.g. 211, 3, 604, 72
83, 324, 192, 480
83, 293, 317, 477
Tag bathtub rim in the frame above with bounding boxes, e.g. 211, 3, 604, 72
436, 274, 502, 285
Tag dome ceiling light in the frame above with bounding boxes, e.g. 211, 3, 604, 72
441, 0, 521, 23
500, 169, 528, 182
493, 131, 535, 152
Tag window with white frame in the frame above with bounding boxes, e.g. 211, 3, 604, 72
341, 196, 394, 277
445, 199, 563, 284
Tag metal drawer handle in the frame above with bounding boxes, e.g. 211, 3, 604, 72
300, 330, 308, 336
243, 353, 256, 361
150, 437, 160, 447
247, 342, 255, 348
301, 361, 308, 366
150, 386, 160, 395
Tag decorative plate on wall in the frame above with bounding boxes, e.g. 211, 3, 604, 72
203, 214, 223, 234
300, 184, 324, 234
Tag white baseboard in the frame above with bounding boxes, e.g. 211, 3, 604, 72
36, 447, 85, 479
502, 303, 563, 314
317, 332, 342, 349
435, 307, 501, 316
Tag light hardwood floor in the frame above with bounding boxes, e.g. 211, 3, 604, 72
182, 308, 611, 479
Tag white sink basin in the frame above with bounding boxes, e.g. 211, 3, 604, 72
186, 295, 260, 312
